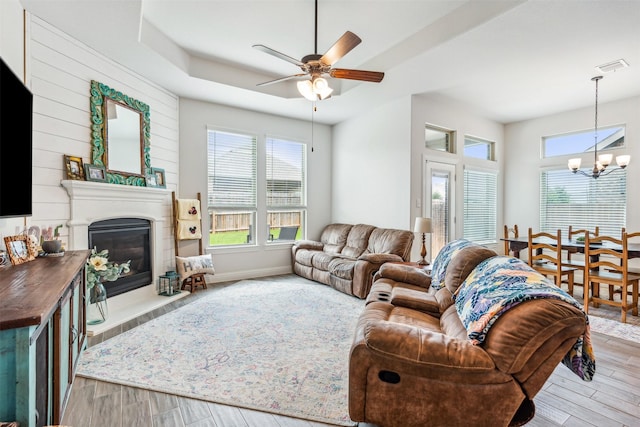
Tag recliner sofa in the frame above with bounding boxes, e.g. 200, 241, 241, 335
349, 239, 593, 427
291, 223, 414, 298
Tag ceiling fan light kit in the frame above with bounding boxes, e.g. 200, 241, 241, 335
253, 0, 384, 101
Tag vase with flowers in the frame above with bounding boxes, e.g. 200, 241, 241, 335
86, 248, 131, 325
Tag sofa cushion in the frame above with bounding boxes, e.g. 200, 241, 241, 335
341, 224, 376, 258
294, 249, 315, 267
320, 223, 352, 254
312, 251, 339, 270
364, 228, 414, 260
328, 257, 356, 280
430, 239, 476, 291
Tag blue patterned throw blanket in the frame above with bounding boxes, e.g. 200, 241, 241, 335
455, 256, 596, 381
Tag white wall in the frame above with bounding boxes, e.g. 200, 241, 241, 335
179, 98, 332, 282
0, 11, 180, 275
504, 95, 640, 233
411, 94, 505, 255
332, 96, 412, 228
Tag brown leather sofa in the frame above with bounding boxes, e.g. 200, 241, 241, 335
349, 242, 590, 427
291, 223, 414, 298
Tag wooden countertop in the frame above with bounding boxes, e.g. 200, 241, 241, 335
0, 250, 91, 330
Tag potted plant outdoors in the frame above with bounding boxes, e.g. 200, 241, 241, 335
86, 248, 131, 324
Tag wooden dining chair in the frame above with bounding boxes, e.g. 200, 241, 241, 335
606, 230, 640, 302
565, 226, 599, 264
503, 224, 519, 257
561, 226, 600, 295
528, 228, 578, 292
583, 232, 640, 323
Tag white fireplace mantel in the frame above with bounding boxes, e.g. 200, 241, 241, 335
61, 179, 172, 283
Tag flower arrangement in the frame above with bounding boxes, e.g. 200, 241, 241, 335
86, 248, 131, 290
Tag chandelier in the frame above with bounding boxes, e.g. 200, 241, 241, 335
568, 75, 630, 178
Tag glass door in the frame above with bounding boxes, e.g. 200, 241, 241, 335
425, 161, 456, 261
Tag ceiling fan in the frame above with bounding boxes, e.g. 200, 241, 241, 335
252, 0, 384, 100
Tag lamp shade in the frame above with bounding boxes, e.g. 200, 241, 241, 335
297, 80, 316, 101
414, 217, 432, 234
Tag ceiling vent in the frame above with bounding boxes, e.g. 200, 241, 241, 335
595, 59, 629, 74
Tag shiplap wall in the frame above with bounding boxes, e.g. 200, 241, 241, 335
27, 14, 179, 269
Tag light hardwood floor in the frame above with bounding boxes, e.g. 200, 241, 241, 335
62, 276, 640, 427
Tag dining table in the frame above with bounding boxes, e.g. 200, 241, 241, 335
501, 236, 640, 261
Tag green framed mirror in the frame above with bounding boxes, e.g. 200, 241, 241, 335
89, 80, 151, 185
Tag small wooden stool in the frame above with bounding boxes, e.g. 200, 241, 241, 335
181, 272, 207, 292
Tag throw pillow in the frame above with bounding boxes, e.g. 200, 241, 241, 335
175, 254, 215, 281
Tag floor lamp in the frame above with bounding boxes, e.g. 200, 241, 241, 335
414, 217, 432, 265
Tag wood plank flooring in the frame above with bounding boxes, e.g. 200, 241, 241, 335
62, 275, 640, 427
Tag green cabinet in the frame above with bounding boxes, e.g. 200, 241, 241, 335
0, 250, 89, 427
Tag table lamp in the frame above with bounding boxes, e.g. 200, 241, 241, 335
414, 217, 432, 265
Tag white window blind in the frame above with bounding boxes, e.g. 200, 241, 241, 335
207, 129, 257, 208
540, 168, 626, 236
266, 137, 305, 208
463, 167, 497, 244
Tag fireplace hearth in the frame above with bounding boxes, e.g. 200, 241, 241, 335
89, 218, 152, 298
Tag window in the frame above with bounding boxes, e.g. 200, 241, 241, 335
464, 135, 495, 161
543, 126, 625, 158
266, 137, 306, 243
463, 167, 497, 245
540, 168, 626, 236
425, 124, 455, 153
207, 129, 257, 246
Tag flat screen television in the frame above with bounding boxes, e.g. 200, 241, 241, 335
0, 56, 33, 218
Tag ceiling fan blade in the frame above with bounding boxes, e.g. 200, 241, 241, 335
256, 74, 308, 87
252, 44, 304, 67
329, 68, 384, 83
320, 31, 361, 66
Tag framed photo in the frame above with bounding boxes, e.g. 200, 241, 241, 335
151, 167, 166, 188
84, 163, 107, 182
4, 235, 37, 265
145, 173, 158, 187
64, 155, 85, 180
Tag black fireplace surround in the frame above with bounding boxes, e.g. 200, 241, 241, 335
88, 218, 152, 298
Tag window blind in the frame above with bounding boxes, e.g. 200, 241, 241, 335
540, 168, 626, 236
463, 167, 497, 244
207, 129, 257, 208
266, 137, 305, 208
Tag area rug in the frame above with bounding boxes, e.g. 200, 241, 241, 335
76, 278, 364, 426
588, 314, 640, 344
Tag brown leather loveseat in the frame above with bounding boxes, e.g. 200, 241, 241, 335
349, 239, 594, 427
291, 223, 414, 298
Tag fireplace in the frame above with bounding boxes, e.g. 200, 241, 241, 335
61, 179, 172, 299
89, 218, 152, 298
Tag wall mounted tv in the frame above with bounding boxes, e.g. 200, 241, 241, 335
0, 56, 33, 218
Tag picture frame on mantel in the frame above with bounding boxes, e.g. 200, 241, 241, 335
4, 234, 37, 265
151, 167, 166, 188
64, 155, 85, 180
84, 163, 107, 182
145, 172, 158, 188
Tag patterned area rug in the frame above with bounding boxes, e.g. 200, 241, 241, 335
77, 278, 364, 426
588, 314, 640, 343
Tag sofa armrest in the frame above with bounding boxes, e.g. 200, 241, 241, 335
376, 263, 432, 289
293, 240, 324, 251
357, 253, 403, 264
390, 288, 440, 316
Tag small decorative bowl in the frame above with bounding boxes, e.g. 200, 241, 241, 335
42, 240, 62, 254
